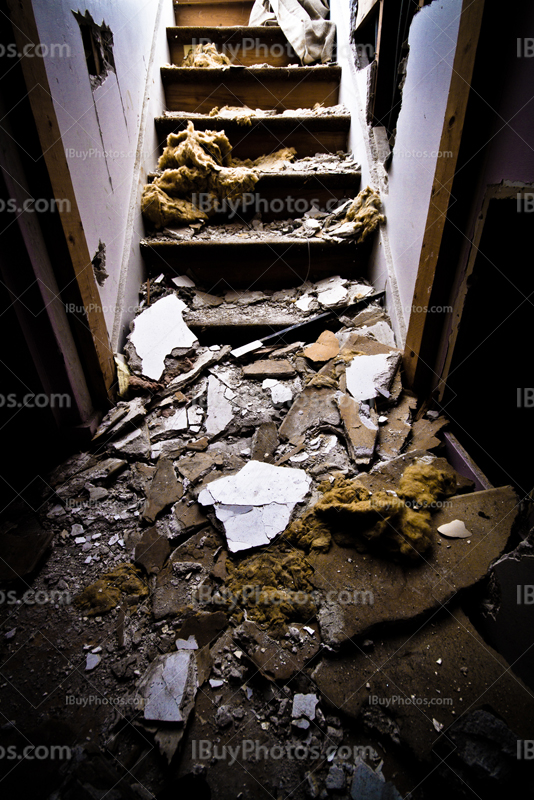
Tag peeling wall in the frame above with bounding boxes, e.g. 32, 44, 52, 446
30, 0, 173, 347
331, 0, 462, 344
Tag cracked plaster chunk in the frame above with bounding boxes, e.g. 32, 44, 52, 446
345, 352, 400, 402
139, 650, 198, 723
205, 375, 234, 436
198, 460, 311, 553
149, 407, 188, 441
316, 275, 348, 307
292, 693, 318, 720
128, 294, 197, 380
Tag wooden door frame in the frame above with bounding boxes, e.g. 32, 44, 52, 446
402, 0, 485, 393
6, 0, 116, 405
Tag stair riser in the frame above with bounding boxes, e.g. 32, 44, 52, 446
174, 1, 254, 27
146, 176, 360, 222
156, 118, 350, 158
141, 240, 367, 289
169, 29, 297, 67
162, 69, 341, 113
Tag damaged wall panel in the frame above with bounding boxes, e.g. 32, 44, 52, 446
25, 0, 174, 344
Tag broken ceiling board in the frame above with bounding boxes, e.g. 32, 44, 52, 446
307, 485, 518, 647
92, 397, 147, 444
251, 421, 279, 463
127, 294, 198, 381
173, 498, 208, 535
313, 606, 534, 761
142, 458, 184, 524
148, 407, 189, 442
303, 330, 340, 363
161, 65, 341, 114
345, 351, 401, 402
107, 424, 151, 459
166, 346, 231, 392
54, 457, 127, 499
279, 387, 340, 444
205, 375, 234, 436
134, 527, 171, 575
377, 394, 417, 461
408, 417, 449, 452
242, 360, 296, 379
198, 460, 311, 553
138, 650, 198, 723
177, 450, 225, 483
336, 392, 378, 465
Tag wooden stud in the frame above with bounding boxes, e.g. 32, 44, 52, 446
403, 0, 485, 391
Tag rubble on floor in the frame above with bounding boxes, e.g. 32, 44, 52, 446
144, 185, 383, 243
3, 275, 532, 800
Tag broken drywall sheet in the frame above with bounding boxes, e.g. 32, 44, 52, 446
345, 352, 400, 402
205, 374, 234, 436
127, 294, 197, 381
139, 650, 198, 723
198, 460, 311, 553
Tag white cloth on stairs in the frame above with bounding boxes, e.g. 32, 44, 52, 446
249, 0, 336, 65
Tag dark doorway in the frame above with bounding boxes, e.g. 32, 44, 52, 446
443, 196, 534, 498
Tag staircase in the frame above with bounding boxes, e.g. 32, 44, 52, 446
141, 0, 367, 291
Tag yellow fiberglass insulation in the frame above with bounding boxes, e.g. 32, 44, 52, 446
233, 147, 297, 171
141, 122, 262, 228
225, 550, 316, 634
182, 43, 231, 68
335, 186, 385, 243
141, 184, 208, 228
287, 462, 457, 561
397, 461, 457, 508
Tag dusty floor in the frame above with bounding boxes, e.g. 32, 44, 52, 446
1, 277, 533, 800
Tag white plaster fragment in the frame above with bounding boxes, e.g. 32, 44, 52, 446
172, 275, 196, 288
295, 293, 314, 311
437, 519, 471, 539
140, 650, 198, 723
198, 461, 311, 553
271, 383, 293, 407
345, 353, 400, 402
205, 375, 234, 436
128, 294, 197, 380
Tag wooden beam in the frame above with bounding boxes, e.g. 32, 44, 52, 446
6, 0, 116, 403
403, 0, 485, 391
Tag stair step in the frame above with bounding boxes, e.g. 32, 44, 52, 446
140, 237, 369, 290
162, 65, 341, 113
146, 170, 361, 221
156, 112, 351, 157
174, 0, 254, 27
168, 26, 297, 67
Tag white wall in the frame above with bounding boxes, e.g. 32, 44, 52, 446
31, 0, 173, 348
331, 0, 462, 345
